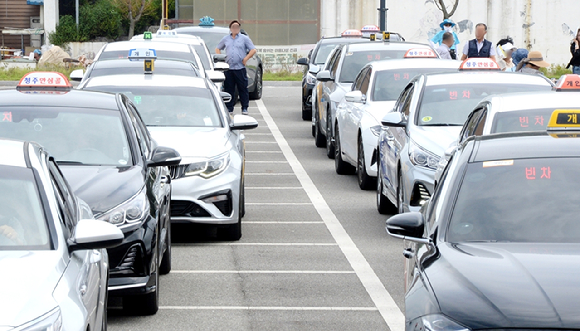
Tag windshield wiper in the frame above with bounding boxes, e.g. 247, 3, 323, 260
421, 123, 462, 127
56, 160, 84, 165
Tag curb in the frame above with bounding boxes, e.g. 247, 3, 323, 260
264, 81, 301, 87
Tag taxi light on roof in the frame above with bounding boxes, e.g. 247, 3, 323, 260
361, 24, 380, 34
404, 48, 437, 58
459, 58, 500, 70
128, 48, 157, 60
554, 74, 580, 91
341, 29, 362, 38
547, 109, 580, 131
156, 30, 178, 38
143, 31, 153, 39
17, 72, 72, 89
383, 32, 390, 40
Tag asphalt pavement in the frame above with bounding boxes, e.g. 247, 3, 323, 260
105, 82, 406, 330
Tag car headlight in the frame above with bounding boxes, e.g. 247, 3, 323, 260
306, 72, 317, 85
370, 125, 382, 137
410, 314, 470, 331
184, 152, 230, 179
97, 187, 149, 226
409, 140, 440, 170
15, 307, 62, 331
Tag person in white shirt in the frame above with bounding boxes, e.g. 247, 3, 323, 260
461, 23, 497, 61
437, 32, 455, 60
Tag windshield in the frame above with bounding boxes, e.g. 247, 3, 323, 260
191, 44, 211, 70
492, 108, 560, 133
91, 65, 197, 79
314, 44, 341, 65
373, 68, 456, 101
0, 107, 131, 166
0, 167, 50, 250
417, 84, 551, 126
339, 50, 408, 83
87, 87, 223, 127
449, 158, 580, 243
182, 31, 226, 53
99, 50, 195, 63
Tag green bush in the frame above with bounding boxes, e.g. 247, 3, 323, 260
49, 15, 87, 46
540, 64, 572, 80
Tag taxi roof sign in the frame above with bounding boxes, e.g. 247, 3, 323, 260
404, 48, 438, 58
341, 29, 362, 38
156, 30, 178, 38
17, 72, 72, 90
459, 58, 500, 70
547, 109, 580, 131
143, 31, 153, 39
554, 74, 580, 91
128, 48, 157, 60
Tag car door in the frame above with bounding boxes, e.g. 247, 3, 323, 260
321, 47, 342, 135
343, 67, 371, 161
48, 160, 102, 327
384, 84, 414, 195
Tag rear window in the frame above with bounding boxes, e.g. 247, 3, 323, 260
372, 68, 456, 101
339, 50, 408, 83
491, 108, 559, 133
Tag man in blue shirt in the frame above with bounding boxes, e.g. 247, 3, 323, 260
216, 20, 257, 115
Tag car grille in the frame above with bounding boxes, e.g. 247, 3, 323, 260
113, 244, 144, 275
410, 183, 430, 207
169, 165, 187, 179
171, 200, 211, 217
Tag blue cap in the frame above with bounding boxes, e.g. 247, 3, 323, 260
512, 48, 529, 66
440, 19, 456, 29
33, 49, 41, 55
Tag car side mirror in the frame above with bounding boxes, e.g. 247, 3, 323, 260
213, 54, 227, 63
147, 146, 181, 167
206, 70, 225, 83
220, 91, 232, 103
385, 212, 430, 244
316, 70, 333, 82
381, 112, 407, 127
345, 90, 365, 103
214, 62, 229, 72
68, 219, 124, 252
69, 69, 84, 82
297, 57, 308, 66
231, 114, 258, 131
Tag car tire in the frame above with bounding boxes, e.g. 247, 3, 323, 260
123, 257, 159, 315
311, 123, 316, 137
377, 161, 396, 215
335, 126, 355, 175
249, 67, 262, 100
159, 206, 171, 275
326, 110, 335, 159
357, 137, 374, 190
314, 110, 326, 148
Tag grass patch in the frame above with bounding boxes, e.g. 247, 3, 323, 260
0, 65, 83, 81
263, 70, 303, 81
540, 64, 572, 80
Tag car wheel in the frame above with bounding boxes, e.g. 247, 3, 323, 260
249, 67, 262, 100
377, 161, 396, 215
335, 126, 355, 175
357, 137, 374, 190
314, 110, 326, 148
159, 205, 171, 275
123, 254, 159, 315
326, 110, 335, 159
311, 122, 316, 137
397, 170, 405, 214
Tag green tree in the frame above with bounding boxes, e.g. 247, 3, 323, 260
112, 0, 156, 38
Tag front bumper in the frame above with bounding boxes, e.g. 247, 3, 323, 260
400, 157, 435, 213
170, 167, 241, 225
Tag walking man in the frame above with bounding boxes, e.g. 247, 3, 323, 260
461, 23, 496, 61
436, 32, 455, 60
216, 20, 257, 115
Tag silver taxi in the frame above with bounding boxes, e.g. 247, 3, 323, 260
377, 58, 554, 214
0, 139, 123, 331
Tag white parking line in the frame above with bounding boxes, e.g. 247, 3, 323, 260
160, 306, 378, 311
245, 202, 312, 206
246, 187, 302, 190
244, 221, 324, 224
245, 161, 288, 164
174, 243, 337, 246
246, 151, 283, 154
243, 133, 274, 136
256, 99, 405, 331
171, 270, 355, 274
245, 141, 278, 144
245, 173, 294, 176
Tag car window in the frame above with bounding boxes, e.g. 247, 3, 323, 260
394, 84, 412, 114
372, 68, 457, 102
48, 161, 77, 231
180, 31, 226, 53
315, 43, 341, 65
352, 67, 369, 91
0, 107, 132, 167
401, 86, 415, 117
360, 68, 371, 96
0, 166, 51, 250
416, 84, 551, 127
339, 49, 408, 83
192, 44, 212, 70
125, 102, 150, 158
491, 108, 557, 134
449, 158, 580, 243
330, 48, 342, 78
460, 107, 484, 142
427, 153, 461, 236
473, 111, 487, 136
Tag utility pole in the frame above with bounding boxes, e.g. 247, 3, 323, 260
378, 0, 388, 32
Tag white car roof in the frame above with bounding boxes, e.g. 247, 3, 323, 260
484, 91, 580, 114
104, 41, 192, 53
425, 71, 553, 87
347, 42, 431, 52
85, 74, 208, 89
131, 34, 204, 46
0, 140, 27, 168
369, 58, 460, 71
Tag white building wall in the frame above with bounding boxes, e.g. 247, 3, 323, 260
320, 0, 580, 66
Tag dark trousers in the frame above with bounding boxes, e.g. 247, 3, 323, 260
224, 68, 249, 112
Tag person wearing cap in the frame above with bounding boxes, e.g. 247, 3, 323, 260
508, 48, 528, 72
436, 32, 455, 60
32, 49, 41, 61
431, 19, 460, 59
567, 28, 580, 75
461, 23, 496, 61
496, 40, 517, 71
516, 50, 550, 75
216, 20, 257, 115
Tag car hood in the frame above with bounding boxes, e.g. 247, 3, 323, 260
61, 165, 144, 215
409, 125, 461, 157
367, 101, 397, 123
148, 126, 228, 162
0, 251, 63, 328
429, 243, 580, 329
